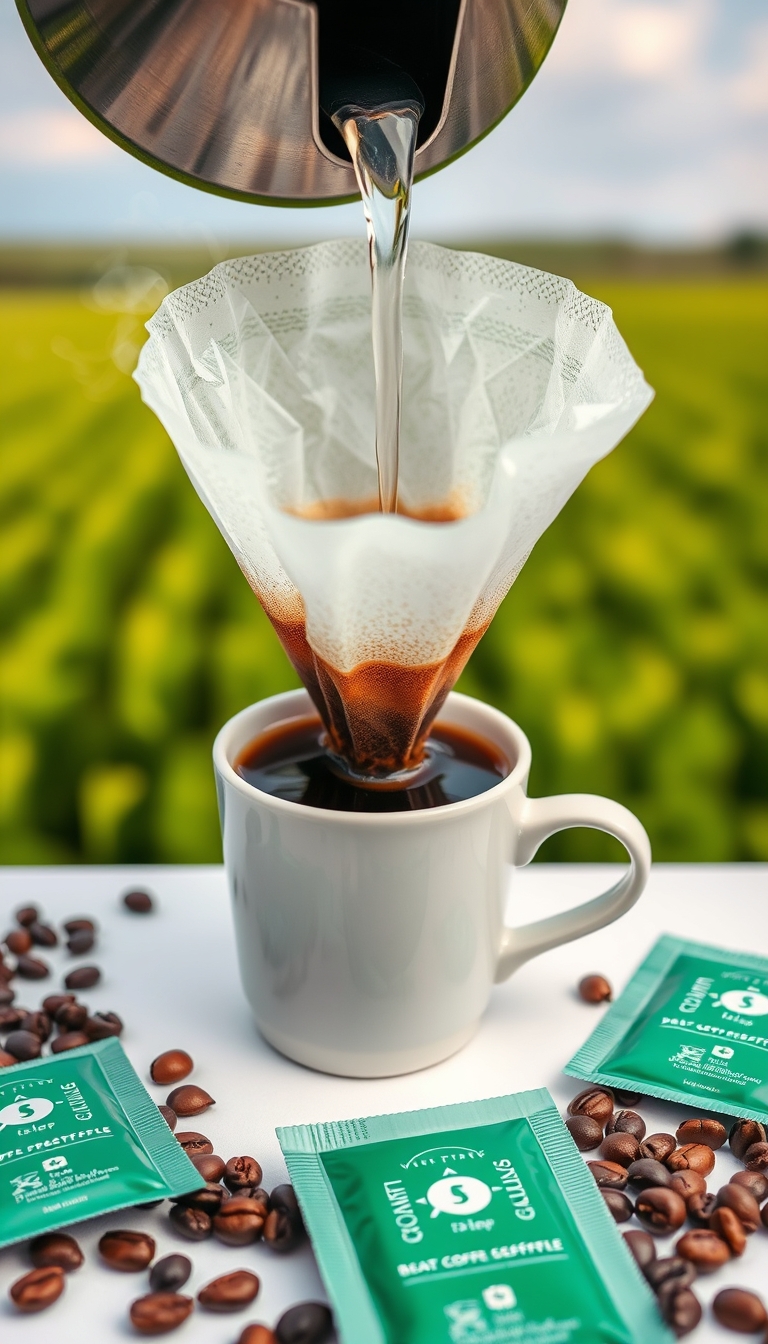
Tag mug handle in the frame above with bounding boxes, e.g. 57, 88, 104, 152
495, 793, 651, 982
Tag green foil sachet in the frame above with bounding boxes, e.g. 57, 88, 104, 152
566, 934, 768, 1120
0, 1037, 200, 1248
278, 1088, 670, 1344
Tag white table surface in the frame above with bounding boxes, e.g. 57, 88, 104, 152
1, 863, 767, 1342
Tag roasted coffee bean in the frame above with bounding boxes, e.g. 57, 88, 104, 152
709, 1206, 746, 1256
0, 1048, 17, 1066
613, 1089, 643, 1106
85, 1010, 123, 1039
124, 889, 154, 913
744, 1141, 768, 1171
264, 1185, 306, 1252
567, 1087, 614, 1125
0, 1004, 26, 1030
668, 1170, 706, 1201
729, 1118, 766, 1161
151, 1050, 193, 1085
644, 1257, 697, 1292
675, 1228, 731, 1273
275, 1301, 335, 1344
98, 1229, 155, 1271
238, 1328, 277, 1344
245, 1186, 271, 1204
173, 1182, 226, 1215
64, 965, 101, 990
600, 1133, 641, 1167
635, 1187, 687, 1235
656, 1282, 702, 1338
730, 1170, 768, 1202
0, 958, 13, 981
42, 993, 74, 1015
224, 1155, 263, 1192
623, 1229, 656, 1269
666, 1143, 715, 1176
675, 1117, 726, 1150
159, 1104, 178, 1131
5, 928, 32, 955
15, 905, 38, 927
198, 1269, 260, 1312
565, 1114, 603, 1151
606, 1110, 646, 1141
175, 1130, 212, 1156
51, 1030, 91, 1053
55, 1000, 88, 1030
9, 1265, 65, 1312
15, 954, 50, 979
63, 918, 96, 935
129, 1292, 194, 1334
188, 1153, 224, 1183
5, 1029, 42, 1060
602, 1189, 634, 1222
29, 1231, 84, 1272
21, 1010, 51, 1041
640, 1133, 677, 1162
167, 1084, 214, 1117
213, 1195, 266, 1245
715, 1183, 761, 1232
29, 921, 58, 947
687, 1192, 718, 1226
712, 1287, 768, 1333
67, 929, 94, 955
627, 1159, 671, 1190
270, 1186, 305, 1224
168, 1204, 212, 1240
149, 1255, 193, 1293
0, 984, 15, 1005
578, 974, 612, 1003
587, 1160, 628, 1190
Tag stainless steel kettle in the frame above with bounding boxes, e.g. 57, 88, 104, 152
16, 0, 566, 205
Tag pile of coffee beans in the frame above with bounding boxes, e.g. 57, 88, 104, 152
9, 1222, 331, 1338
0, 904, 123, 1061
3, 891, 336, 1340
564, 1079, 768, 1336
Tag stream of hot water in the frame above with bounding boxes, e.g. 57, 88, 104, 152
332, 103, 420, 514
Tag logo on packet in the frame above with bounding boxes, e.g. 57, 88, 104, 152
712, 990, 768, 1016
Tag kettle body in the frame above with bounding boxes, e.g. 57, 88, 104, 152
16, 0, 566, 205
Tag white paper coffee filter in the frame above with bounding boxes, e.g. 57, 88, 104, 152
135, 240, 652, 676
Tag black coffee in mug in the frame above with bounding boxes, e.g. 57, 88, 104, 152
234, 714, 510, 813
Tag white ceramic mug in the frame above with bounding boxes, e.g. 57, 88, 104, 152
214, 689, 651, 1077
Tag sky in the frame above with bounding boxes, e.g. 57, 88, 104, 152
1, 0, 767, 245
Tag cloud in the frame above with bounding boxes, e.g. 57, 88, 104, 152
612, 4, 703, 78
548, 0, 709, 79
729, 23, 768, 112
0, 108, 117, 166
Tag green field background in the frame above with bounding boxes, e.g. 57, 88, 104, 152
1, 275, 767, 864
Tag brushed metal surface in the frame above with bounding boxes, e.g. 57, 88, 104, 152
17, 0, 567, 204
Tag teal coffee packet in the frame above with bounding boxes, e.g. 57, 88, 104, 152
278, 1088, 669, 1344
566, 934, 768, 1120
0, 1037, 200, 1248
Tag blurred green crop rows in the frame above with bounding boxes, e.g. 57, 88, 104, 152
1, 276, 767, 864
